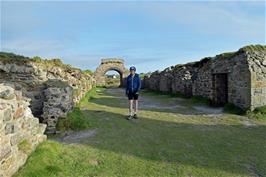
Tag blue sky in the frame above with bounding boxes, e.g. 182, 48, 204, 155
1, 1, 265, 73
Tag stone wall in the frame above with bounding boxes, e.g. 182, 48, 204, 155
248, 51, 266, 110
0, 53, 95, 133
42, 81, 74, 133
143, 71, 160, 91
0, 84, 46, 177
143, 45, 266, 110
94, 58, 129, 87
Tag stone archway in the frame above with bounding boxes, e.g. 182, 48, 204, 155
94, 59, 129, 87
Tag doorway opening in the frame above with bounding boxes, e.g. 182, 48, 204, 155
212, 73, 228, 106
104, 70, 122, 87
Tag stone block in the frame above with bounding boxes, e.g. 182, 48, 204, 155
3, 108, 12, 123
13, 107, 24, 119
10, 133, 22, 146
0, 145, 11, 162
0, 155, 15, 171
5, 123, 14, 135
0, 89, 15, 100
0, 111, 3, 127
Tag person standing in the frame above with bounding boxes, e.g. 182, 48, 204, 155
125, 66, 141, 120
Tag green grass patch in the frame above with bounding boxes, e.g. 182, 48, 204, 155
247, 106, 266, 120
56, 88, 98, 131
253, 105, 266, 114
79, 87, 97, 105
188, 95, 210, 105
239, 44, 266, 53
224, 103, 245, 115
82, 69, 93, 75
56, 107, 91, 131
222, 104, 266, 119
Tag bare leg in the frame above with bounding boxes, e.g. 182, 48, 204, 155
134, 100, 138, 115
129, 100, 133, 116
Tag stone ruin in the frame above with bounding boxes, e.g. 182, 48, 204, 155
0, 84, 47, 177
143, 45, 266, 110
0, 53, 95, 133
0, 45, 265, 176
94, 59, 129, 87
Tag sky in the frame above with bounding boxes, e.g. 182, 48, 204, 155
1, 1, 265, 73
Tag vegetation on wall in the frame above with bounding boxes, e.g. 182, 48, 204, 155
0, 52, 93, 75
239, 44, 266, 52
146, 44, 266, 76
56, 87, 97, 132
82, 69, 93, 75
216, 44, 266, 60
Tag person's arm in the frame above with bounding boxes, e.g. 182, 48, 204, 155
136, 75, 141, 93
125, 76, 129, 95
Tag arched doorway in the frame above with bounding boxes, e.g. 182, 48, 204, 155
104, 69, 123, 87
94, 59, 129, 87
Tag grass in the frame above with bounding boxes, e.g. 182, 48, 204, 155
14, 88, 266, 177
224, 103, 245, 115
223, 104, 266, 120
79, 87, 97, 106
247, 106, 266, 120
56, 88, 97, 132
188, 95, 210, 105
56, 107, 91, 132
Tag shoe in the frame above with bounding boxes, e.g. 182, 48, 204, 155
133, 114, 138, 119
126, 115, 132, 120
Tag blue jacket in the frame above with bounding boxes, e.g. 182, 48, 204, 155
126, 74, 141, 94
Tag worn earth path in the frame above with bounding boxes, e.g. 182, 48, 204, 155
15, 88, 266, 177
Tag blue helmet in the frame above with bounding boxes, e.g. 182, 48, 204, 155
130, 66, 136, 71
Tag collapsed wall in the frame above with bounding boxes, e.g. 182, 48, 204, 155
0, 53, 95, 133
0, 84, 46, 177
143, 45, 266, 110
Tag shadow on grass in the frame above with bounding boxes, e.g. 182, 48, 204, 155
75, 109, 266, 177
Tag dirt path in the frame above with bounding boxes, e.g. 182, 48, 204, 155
106, 88, 224, 115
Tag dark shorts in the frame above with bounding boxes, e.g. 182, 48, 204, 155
128, 92, 139, 100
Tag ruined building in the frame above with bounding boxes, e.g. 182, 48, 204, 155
94, 59, 129, 87
0, 84, 47, 177
143, 45, 266, 110
0, 53, 95, 133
